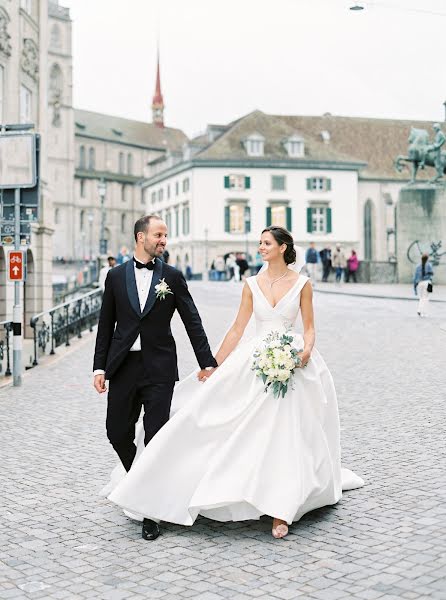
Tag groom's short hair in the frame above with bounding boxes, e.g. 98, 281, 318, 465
134, 214, 163, 241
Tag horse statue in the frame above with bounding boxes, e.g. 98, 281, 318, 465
395, 127, 446, 184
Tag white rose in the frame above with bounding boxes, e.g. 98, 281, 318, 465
278, 370, 290, 382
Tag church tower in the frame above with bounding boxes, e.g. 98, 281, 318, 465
152, 50, 165, 128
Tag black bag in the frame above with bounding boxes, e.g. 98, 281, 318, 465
427, 281, 433, 293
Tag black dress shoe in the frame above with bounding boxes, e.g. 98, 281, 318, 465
142, 518, 160, 540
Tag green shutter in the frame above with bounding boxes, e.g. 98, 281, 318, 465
224, 176, 230, 189
245, 206, 251, 233
224, 206, 230, 233
326, 207, 332, 233
306, 178, 312, 190
245, 176, 251, 189
307, 207, 313, 233
286, 207, 292, 231
266, 207, 272, 227
326, 178, 332, 191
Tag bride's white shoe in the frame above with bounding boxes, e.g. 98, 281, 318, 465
272, 522, 289, 539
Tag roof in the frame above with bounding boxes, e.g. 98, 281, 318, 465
193, 110, 440, 180
74, 109, 187, 151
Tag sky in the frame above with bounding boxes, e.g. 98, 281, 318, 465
61, 0, 446, 137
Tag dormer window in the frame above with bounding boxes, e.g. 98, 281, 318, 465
284, 134, 304, 158
320, 130, 330, 143
244, 133, 265, 157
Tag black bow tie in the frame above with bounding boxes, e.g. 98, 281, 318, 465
133, 258, 155, 270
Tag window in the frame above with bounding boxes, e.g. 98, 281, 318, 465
54, 208, 60, 225
80, 179, 86, 198
244, 134, 265, 157
121, 213, 127, 233
50, 24, 61, 49
88, 147, 95, 170
119, 152, 124, 173
20, 85, 32, 123
271, 175, 286, 191
307, 177, 331, 191
151, 191, 156, 204
80, 209, 85, 232
165, 211, 171, 236
0, 65, 3, 124
284, 135, 304, 157
307, 206, 332, 234
182, 178, 190, 193
127, 153, 133, 175
167, 185, 171, 199
158, 188, 163, 202
79, 146, 86, 169
224, 203, 249, 234
174, 206, 179, 237
266, 205, 292, 229
224, 175, 251, 190
121, 184, 127, 202
182, 204, 190, 235
175, 181, 179, 196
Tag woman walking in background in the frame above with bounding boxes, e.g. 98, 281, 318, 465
345, 250, 359, 283
413, 253, 434, 317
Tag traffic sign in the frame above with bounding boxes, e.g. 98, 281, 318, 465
7, 250, 25, 281
1, 205, 39, 222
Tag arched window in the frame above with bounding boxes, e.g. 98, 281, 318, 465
79, 145, 86, 169
119, 152, 124, 173
49, 64, 63, 99
127, 153, 133, 175
80, 209, 85, 232
88, 147, 95, 170
121, 213, 127, 233
364, 199, 374, 260
50, 24, 61, 49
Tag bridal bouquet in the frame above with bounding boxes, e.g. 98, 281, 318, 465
252, 331, 303, 398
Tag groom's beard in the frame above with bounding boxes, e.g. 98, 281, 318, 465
144, 243, 165, 260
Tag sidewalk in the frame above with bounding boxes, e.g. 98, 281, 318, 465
314, 281, 446, 302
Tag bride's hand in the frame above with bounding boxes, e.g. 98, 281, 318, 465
197, 367, 217, 382
297, 350, 311, 368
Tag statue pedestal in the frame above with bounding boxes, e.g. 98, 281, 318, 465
396, 184, 446, 284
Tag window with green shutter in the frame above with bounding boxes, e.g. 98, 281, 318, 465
286, 207, 292, 231
245, 176, 251, 189
224, 176, 230, 189
224, 206, 230, 232
266, 207, 272, 227
326, 207, 332, 233
244, 206, 251, 233
307, 207, 313, 233
326, 178, 332, 191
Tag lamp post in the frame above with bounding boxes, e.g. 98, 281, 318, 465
97, 178, 107, 255
204, 227, 209, 280
244, 206, 250, 262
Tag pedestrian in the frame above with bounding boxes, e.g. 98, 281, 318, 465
332, 244, 346, 283
305, 242, 319, 285
319, 246, 332, 282
236, 253, 249, 281
414, 253, 434, 317
98, 256, 117, 290
226, 253, 237, 282
162, 249, 170, 264
254, 251, 264, 274
214, 255, 226, 281
185, 264, 193, 281
345, 250, 359, 283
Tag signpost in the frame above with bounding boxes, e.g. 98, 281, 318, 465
0, 125, 38, 386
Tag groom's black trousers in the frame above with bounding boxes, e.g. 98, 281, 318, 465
106, 352, 175, 472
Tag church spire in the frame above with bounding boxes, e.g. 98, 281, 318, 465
152, 47, 165, 128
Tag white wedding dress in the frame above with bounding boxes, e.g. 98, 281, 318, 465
106, 275, 364, 526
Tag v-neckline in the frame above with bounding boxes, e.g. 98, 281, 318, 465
254, 275, 301, 310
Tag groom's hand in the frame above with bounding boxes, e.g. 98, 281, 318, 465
197, 367, 217, 382
94, 374, 107, 393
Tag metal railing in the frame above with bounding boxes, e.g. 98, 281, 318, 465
30, 288, 103, 366
0, 320, 13, 378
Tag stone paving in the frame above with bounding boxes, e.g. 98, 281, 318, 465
0, 282, 445, 600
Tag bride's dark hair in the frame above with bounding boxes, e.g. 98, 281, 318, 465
262, 226, 296, 265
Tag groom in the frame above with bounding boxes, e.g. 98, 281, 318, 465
93, 215, 217, 540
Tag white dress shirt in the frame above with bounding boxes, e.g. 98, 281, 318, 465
93, 257, 154, 376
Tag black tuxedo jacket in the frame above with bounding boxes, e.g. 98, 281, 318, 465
93, 258, 217, 381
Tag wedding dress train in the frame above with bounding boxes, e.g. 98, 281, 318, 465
106, 275, 364, 526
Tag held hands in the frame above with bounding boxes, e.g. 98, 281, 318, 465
94, 374, 107, 393
297, 350, 311, 369
197, 367, 217, 382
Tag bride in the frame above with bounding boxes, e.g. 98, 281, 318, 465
107, 226, 364, 539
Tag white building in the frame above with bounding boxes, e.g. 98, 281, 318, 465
141, 110, 437, 278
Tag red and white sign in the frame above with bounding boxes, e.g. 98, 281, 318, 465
8, 251, 25, 282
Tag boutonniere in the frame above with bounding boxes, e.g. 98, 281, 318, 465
155, 278, 173, 301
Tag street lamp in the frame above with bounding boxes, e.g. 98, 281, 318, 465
97, 178, 107, 255
244, 206, 250, 262
87, 211, 94, 260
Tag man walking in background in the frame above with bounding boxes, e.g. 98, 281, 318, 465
332, 244, 347, 284
305, 242, 319, 285
319, 246, 332, 282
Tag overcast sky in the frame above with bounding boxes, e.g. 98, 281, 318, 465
62, 0, 446, 137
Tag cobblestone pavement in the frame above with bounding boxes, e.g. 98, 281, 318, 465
1, 282, 445, 600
